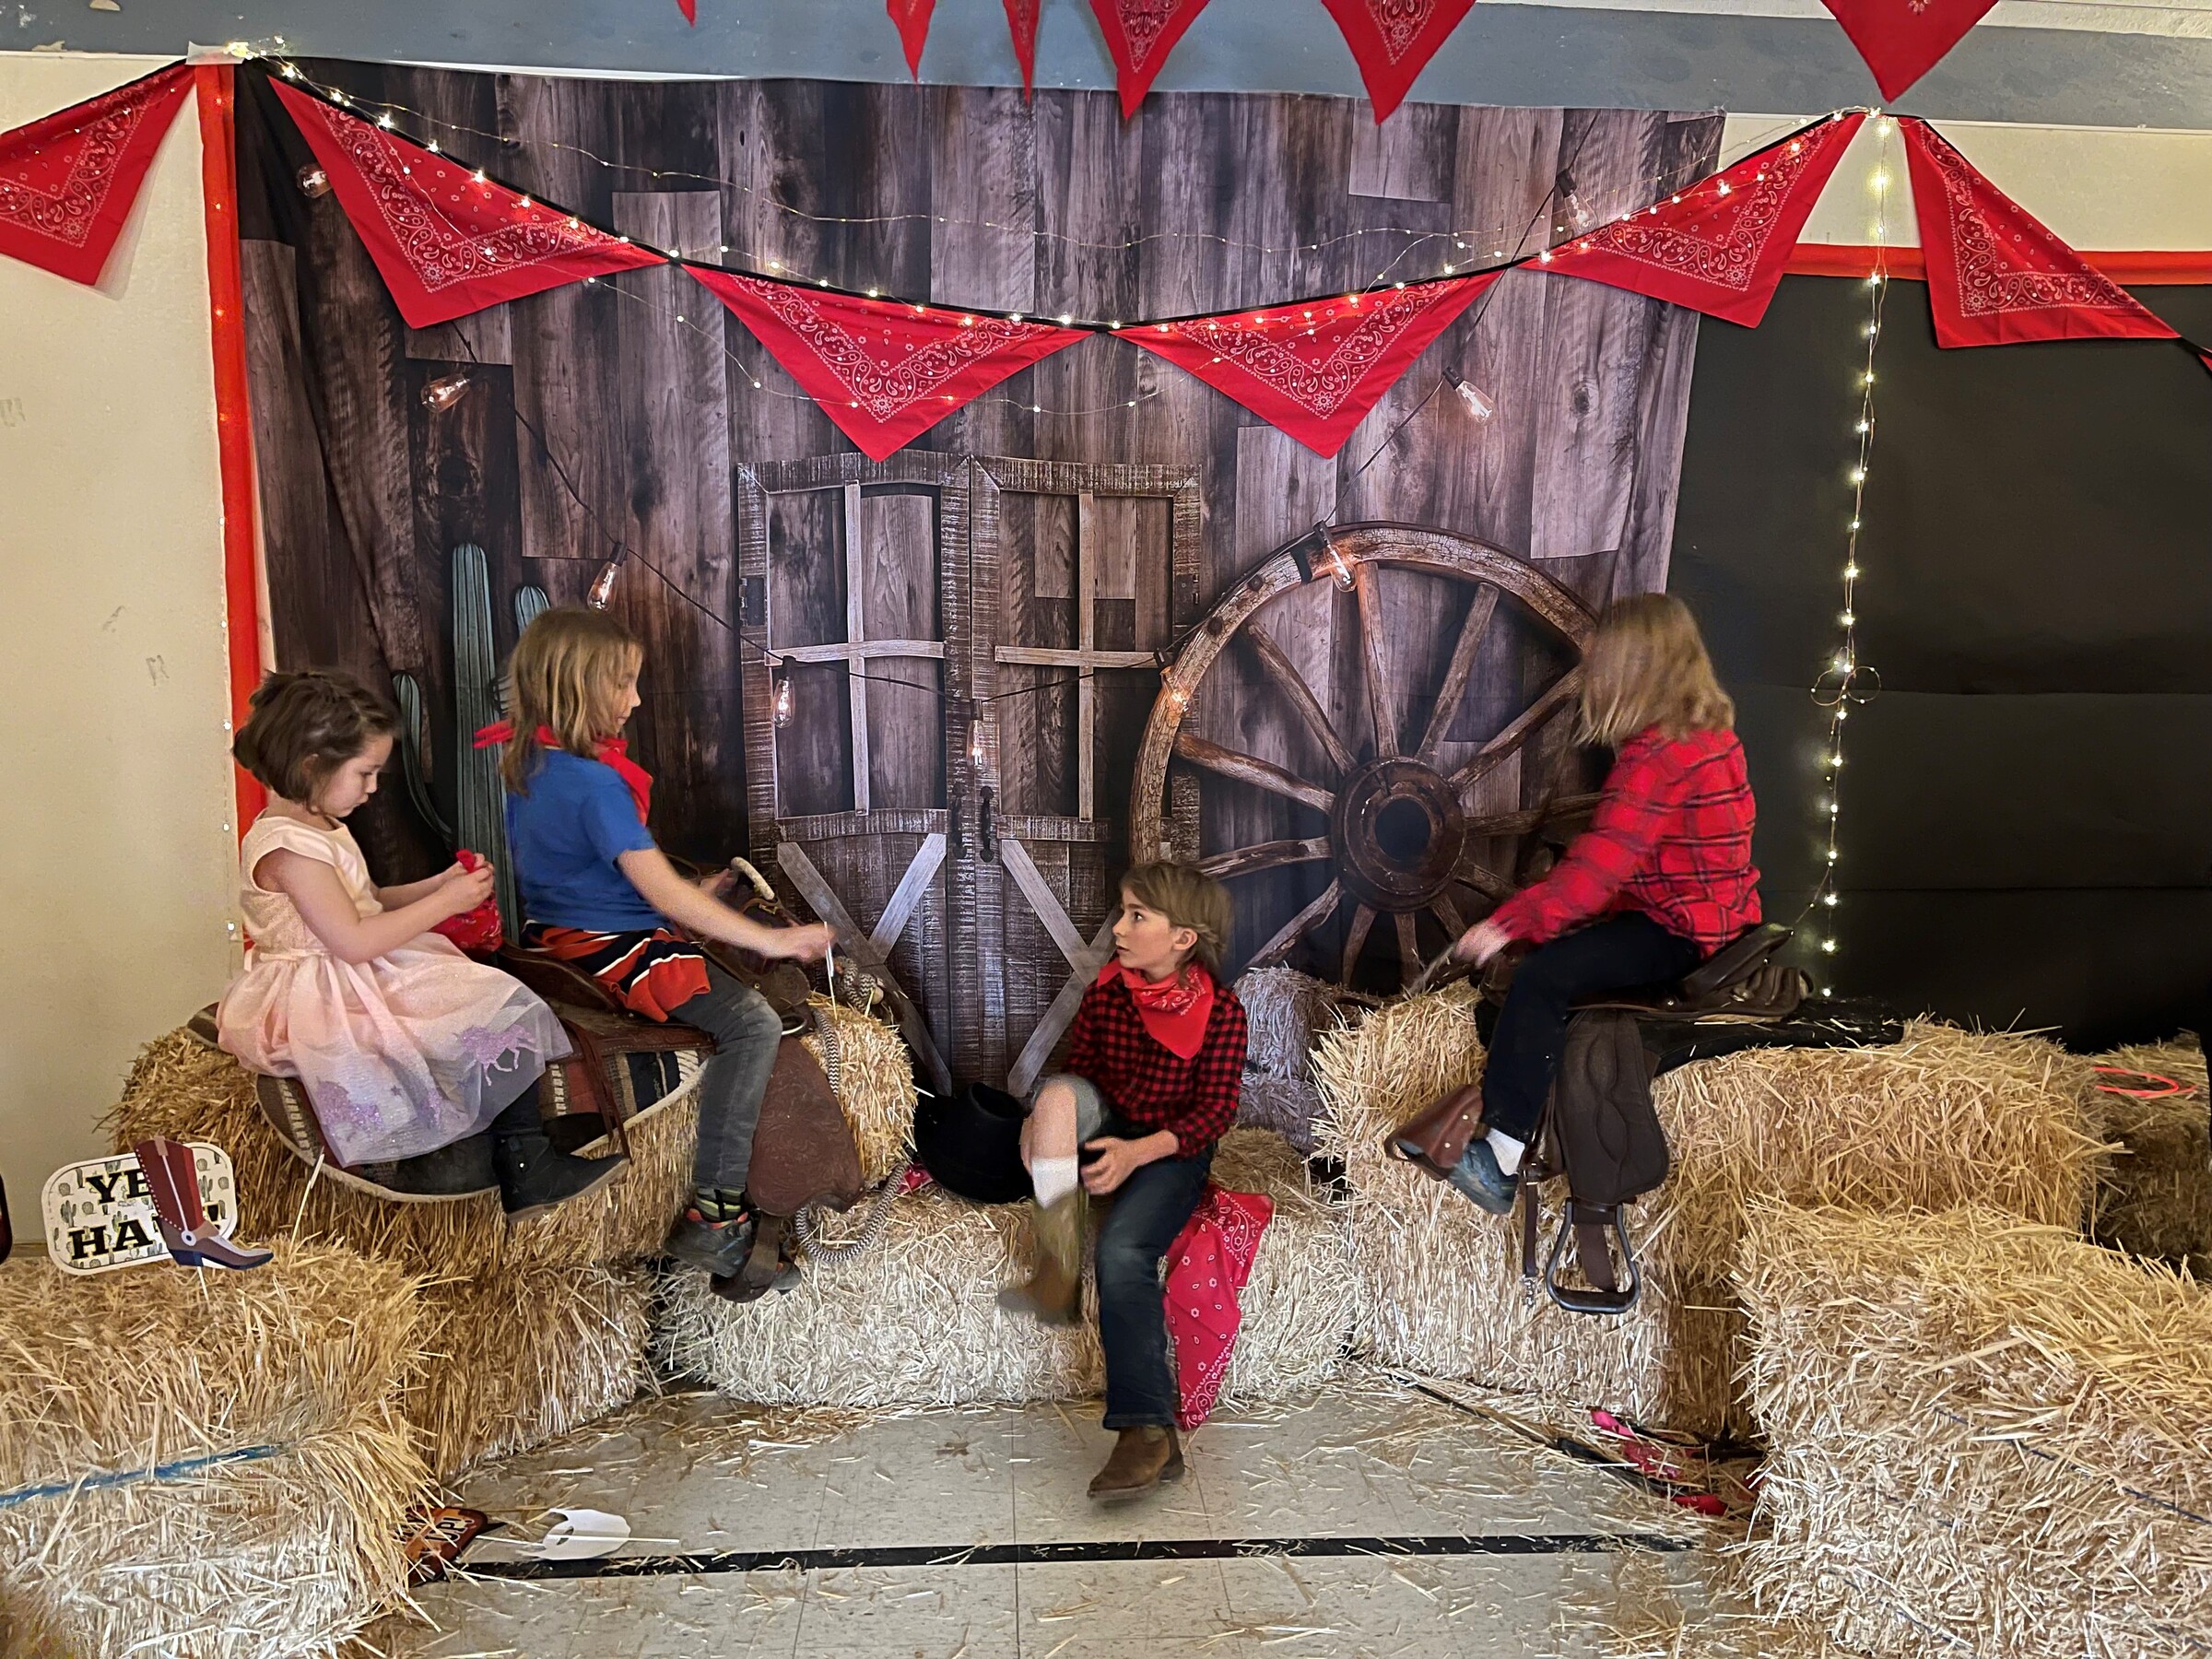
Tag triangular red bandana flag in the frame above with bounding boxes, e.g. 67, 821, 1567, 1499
677, 0, 696, 22
1088, 0, 1213, 118
272, 79, 665, 329
888, 0, 935, 78
1900, 119, 2177, 348
1319, 0, 1477, 124
1819, 0, 1997, 100
0, 63, 193, 286
1006, 0, 1042, 96
1133, 274, 1499, 457
688, 268, 1088, 460
1544, 112, 1865, 328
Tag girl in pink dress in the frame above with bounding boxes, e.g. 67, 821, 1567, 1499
218, 671, 619, 1216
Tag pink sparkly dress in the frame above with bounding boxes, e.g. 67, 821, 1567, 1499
217, 813, 570, 1167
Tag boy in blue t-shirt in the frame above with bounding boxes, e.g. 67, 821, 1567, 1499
500, 609, 830, 1295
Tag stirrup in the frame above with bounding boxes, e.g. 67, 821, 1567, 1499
1544, 1199, 1642, 1315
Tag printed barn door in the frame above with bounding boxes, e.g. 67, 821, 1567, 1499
736, 453, 959, 1093
959, 459, 1202, 1093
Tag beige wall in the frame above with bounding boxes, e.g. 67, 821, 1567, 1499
0, 53, 240, 1224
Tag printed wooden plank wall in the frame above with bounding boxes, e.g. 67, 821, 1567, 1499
241, 65, 1720, 1077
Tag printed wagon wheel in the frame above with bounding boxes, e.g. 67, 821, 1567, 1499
1129, 524, 1597, 990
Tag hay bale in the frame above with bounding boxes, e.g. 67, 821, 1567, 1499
0, 1249, 428, 1659
658, 1127, 1352, 1412
1234, 967, 1355, 1149
1734, 1203, 2212, 1659
1313, 988, 2100, 1435
2086, 1035, 2211, 1274
0, 1244, 421, 1497
407, 1260, 655, 1479
801, 993, 918, 1188
103, 1030, 701, 1274
0, 1407, 424, 1659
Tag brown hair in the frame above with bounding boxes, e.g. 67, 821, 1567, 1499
502, 607, 644, 793
1119, 862, 1234, 979
231, 670, 398, 806
1577, 593, 1735, 748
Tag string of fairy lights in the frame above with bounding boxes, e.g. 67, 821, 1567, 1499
1806, 115, 1893, 992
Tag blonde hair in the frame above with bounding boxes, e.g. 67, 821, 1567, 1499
1120, 862, 1233, 979
502, 607, 643, 793
1577, 594, 1735, 747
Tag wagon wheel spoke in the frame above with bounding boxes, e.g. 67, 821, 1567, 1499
1461, 792, 1601, 839
1451, 854, 1517, 903
1352, 561, 1399, 760
1414, 585, 1500, 768
1394, 912, 1422, 988
1251, 879, 1343, 967
1449, 668, 1583, 801
1244, 623, 1357, 779
1174, 732, 1334, 814
1340, 904, 1378, 982
1430, 892, 1467, 940
1197, 836, 1334, 881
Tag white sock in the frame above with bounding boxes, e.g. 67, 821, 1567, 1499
1031, 1156, 1079, 1208
1486, 1129, 1525, 1178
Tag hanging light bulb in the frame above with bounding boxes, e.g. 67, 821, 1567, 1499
968, 706, 987, 768
1556, 169, 1594, 231
1443, 368, 1496, 423
420, 372, 470, 413
587, 551, 627, 611
295, 164, 332, 199
772, 663, 795, 728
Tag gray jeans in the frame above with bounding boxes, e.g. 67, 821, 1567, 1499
671, 961, 786, 1196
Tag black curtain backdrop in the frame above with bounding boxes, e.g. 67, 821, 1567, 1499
1673, 274, 2212, 1048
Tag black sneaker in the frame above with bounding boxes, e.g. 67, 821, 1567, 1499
664, 1208, 756, 1276
1448, 1137, 1519, 1216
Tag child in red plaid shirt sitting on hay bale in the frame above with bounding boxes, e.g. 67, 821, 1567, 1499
998, 862, 1248, 1501
1446, 593, 1761, 1215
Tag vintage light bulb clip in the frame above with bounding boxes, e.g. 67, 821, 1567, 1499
1443, 368, 1496, 424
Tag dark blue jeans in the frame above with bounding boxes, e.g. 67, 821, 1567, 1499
1481, 915, 1700, 1144
1090, 1112, 1214, 1430
671, 962, 787, 1196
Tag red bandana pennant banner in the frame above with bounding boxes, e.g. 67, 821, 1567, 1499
688, 269, 1087, 459
1900, 119, 2177, 348
1820, 0, 1997, 100
271, 79, 665, 329
677, 0, 697, 22
1088, 0, 1213, 118
1544, 112, 1865, 328
1006, 0, 1042, 96
1319, 0, 1477, 124
888, 0, 936, 78
1133, 274, 1499, 457
0, 63, 194, 286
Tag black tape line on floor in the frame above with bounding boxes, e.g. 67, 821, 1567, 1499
467, 1531, 1697, 1582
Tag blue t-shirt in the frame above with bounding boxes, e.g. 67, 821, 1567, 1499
505, 748, 663, 932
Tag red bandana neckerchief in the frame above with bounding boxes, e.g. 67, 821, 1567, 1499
474, 721, 653, 824
1097, 959, 1216, 1060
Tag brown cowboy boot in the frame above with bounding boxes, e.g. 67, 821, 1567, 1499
996, 1190, 1086, 1324
1088, 1425, 1184, 1502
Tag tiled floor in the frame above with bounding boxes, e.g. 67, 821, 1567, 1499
383, 1381, 1734, 1657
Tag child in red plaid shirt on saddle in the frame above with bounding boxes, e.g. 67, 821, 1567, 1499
997, 862, 1248, 1502
1443, 593, 1760, 1215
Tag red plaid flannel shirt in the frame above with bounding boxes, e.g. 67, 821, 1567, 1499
1491, 725, 1760, 954
1062, 974, 1248, 1155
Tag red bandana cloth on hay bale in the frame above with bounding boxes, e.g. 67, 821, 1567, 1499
271, 78, 665, 328
1133, 273, 1499, 457
1899, 118, 2179, 348
1320, 0, 1477, 124
690, 268, 1087, 459
1543, 112, 1865, 328
1819, 0, 1999, 100
0, 63, 193, 286
1089, 0, 1215, 117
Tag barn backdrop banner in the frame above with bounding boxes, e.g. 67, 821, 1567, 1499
231, 64, 1720, 1086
